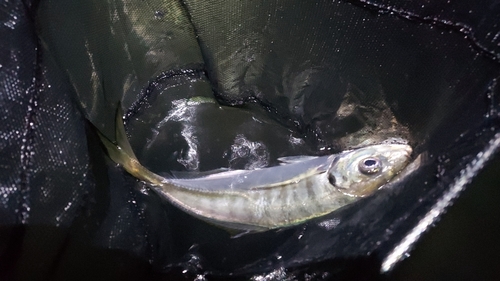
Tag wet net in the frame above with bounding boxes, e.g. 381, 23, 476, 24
1, 0, 499, 280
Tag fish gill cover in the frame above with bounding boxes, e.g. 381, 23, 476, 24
0, 0, 499, 280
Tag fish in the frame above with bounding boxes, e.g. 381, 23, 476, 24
96, 107, 412, 233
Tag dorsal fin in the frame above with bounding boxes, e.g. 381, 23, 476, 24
278, 155, 319, 165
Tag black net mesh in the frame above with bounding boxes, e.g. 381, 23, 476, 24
1, 0, 499, 280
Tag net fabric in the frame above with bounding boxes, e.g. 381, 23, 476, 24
0, 1, 96, 279
182, 0, 498, 149
347, 0, 500, 60
37, 0, 204, 137
0, 0, 499, 280
0, 0, 92, 229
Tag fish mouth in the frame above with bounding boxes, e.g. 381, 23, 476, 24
391, 144, 413, 161
404, 145, 413, 158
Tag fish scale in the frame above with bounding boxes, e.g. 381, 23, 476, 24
95, 106, 412, 233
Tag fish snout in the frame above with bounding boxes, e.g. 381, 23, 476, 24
403, 145, 413, 158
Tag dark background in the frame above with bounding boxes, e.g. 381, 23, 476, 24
2, 1, 499, 280
389, 154, 500, 280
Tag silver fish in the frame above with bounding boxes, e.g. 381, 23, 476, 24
97, 109, 412, 233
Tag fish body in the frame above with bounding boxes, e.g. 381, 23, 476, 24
97, 108, 412, 232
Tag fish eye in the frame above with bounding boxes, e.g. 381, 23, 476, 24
328, 174, 336, 186
358, 157, 381, 175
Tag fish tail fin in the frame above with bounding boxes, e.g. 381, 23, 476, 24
97, 104, 165, 186
113, 105, 137, 160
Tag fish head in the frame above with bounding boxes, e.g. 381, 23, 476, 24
327, 144, 412, 197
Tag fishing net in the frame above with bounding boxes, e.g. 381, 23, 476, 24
1, 0, 499, 280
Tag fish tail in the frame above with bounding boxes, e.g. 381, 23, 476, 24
97, 104, 165, 186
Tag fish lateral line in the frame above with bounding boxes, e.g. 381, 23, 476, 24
95, 104, 413, 233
